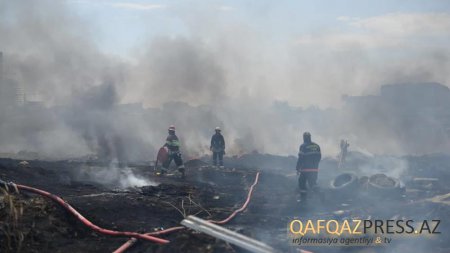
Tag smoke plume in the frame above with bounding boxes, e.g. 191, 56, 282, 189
1, 0, 450, 161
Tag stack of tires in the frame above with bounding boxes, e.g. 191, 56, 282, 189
330, 172, 405, 199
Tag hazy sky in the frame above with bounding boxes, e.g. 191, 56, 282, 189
2, 0, 450, 108
1, 0, 450, 157
67, 0, 450, 57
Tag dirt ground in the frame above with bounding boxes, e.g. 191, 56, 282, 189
0, 155, 449, 253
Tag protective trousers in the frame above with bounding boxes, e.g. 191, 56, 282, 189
298, 171, 318, 200
213, 152, 223, 166
163, 151, 184, 171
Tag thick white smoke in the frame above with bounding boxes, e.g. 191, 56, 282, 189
1, 0, 450, 161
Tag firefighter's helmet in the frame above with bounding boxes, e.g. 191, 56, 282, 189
303, 132, 311, 143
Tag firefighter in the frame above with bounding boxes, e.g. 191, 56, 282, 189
296, 132, 321, 202
162, 125, 185, 178
210, 127, 225, 167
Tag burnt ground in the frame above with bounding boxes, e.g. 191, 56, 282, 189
1, 154, 450, 253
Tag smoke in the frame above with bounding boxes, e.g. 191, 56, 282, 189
349, 153, 409, 179
0, 0, 450, 162
129, 37, 227, 106
74, 160, 158, 188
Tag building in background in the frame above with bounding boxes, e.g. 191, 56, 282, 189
0, 51, 25, 109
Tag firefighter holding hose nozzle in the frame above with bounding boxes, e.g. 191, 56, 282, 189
296, 132, 321, 202
161, 125, 185, 178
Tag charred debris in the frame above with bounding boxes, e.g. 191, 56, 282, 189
1, 151, 450, 253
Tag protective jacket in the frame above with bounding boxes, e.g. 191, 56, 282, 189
165, 134, 180, 152
210, 133, 225, 153
296, 142, 321, 171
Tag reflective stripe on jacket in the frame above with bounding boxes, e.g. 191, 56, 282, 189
165, 134, 180, 151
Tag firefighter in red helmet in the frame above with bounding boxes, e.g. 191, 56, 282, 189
161, 125, 185, 178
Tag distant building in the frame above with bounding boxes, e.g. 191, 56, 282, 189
0, 51, 3, 80
342, 82, 450, 153
0, 51, 24, 108
344, 82, 450, 110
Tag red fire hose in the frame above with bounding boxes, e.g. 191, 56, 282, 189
113, 226, 185, 253
7, 183, 169, 244
209, 171, 260, 224
113, 171, 261, 253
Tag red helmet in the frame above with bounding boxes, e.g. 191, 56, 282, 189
168, 125, 176, 131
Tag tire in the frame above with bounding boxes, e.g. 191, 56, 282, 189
330, 172, 359, 193
367, 174, 403, 197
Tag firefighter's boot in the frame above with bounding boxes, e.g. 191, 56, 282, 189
178, 165, 185, 179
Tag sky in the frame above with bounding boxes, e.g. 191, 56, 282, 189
1, 0, 450, 108
1, 0, 450, 157
66, 0, 450, 58
42, 0, 450, 109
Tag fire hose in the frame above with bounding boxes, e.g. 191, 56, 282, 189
113, 171, 261, 253
0, 179, 169, 244
209, 171, 260, 225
